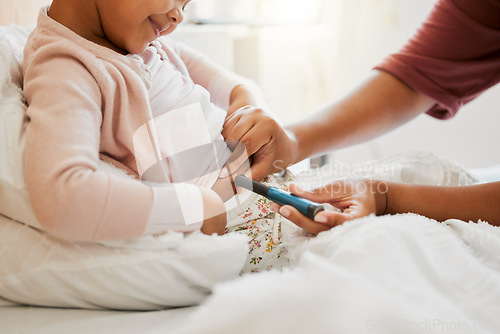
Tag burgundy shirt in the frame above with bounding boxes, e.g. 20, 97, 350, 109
376, 0, 500, 119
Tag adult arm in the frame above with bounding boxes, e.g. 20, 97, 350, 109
221, 69, 434, 180
234, 69, 433, 178
286, 70, 434, 163
242, 0, 500, 178
384, 181, 500, 225
272, 180, 500, 234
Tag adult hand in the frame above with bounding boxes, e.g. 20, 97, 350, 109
221, 105, 298, 181
270, 179, 387, 234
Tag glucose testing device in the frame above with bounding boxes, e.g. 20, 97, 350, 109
233, 174, 326, 219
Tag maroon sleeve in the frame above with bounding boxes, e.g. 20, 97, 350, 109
375, 0, 500, 119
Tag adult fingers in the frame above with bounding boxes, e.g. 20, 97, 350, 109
247, 149, 276, 181
222, 106, 259, 141
225, 124, 276, 181
221, 113, 251, 143
289, 183, 345, 204
219, 142, 251, 178
277, 205, 334, 235
225, 120, 273, 159
223, 105, 253, 126
313, 210, 353, 226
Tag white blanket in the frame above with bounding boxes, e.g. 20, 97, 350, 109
171, 153, 500, 333
177, 214, 500, 333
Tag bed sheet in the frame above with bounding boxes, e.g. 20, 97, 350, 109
1, 213, 499, 334
469, 164, 500, 183
0, 305, 197, 334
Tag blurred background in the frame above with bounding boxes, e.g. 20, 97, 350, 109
176, 0, 500, 170
4, 0, 500, 170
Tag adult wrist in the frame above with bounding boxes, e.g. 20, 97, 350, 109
373, 180, 389, 216
284, 129, 300, 166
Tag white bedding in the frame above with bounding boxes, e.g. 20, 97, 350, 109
1, 23, 500, 333
0, 304, 198, 334
1, 212, 499, 334
178, 215, 500, 334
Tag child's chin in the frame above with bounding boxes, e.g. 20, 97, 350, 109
123, 41, 151, 55
161, 27, 176, 38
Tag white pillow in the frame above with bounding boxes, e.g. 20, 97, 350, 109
0, 213, 249, 310
0, 24, 40, 229
0, 24, 249, 310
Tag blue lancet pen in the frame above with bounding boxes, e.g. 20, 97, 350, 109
234, 174, 325, 219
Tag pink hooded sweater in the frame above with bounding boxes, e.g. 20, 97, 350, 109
23, 7, 241, 241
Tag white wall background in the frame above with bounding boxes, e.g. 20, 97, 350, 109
4, 0, 497, 170
3, 0, 498, 169
0, 0, 49, 25
182, 0, 500, 169
324, 0, 500, 169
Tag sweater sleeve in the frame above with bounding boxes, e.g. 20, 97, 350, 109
23, 42, 203, 242
374, 0, 500, 119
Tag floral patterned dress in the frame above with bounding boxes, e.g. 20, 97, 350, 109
225, 172, 297, 274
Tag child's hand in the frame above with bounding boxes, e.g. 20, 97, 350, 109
270, 180, 387, 235
199, 188, 227, 235
222, 105, 298, 181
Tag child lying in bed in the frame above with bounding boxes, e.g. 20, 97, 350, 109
23, 0, 290, 272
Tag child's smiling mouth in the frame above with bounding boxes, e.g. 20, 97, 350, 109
148, 17, 164, 38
